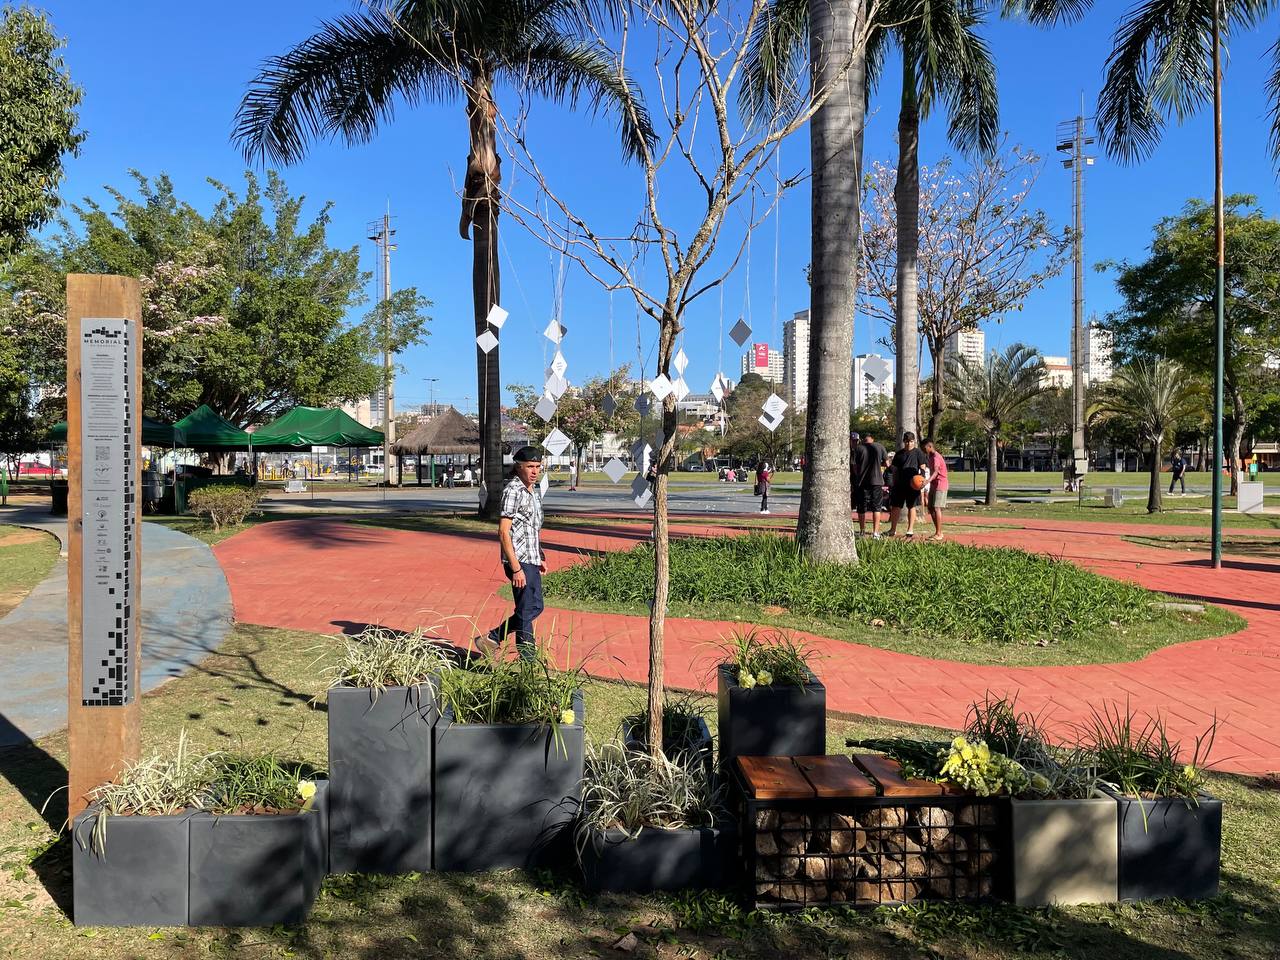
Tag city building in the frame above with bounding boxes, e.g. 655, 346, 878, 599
740, 343, 784, 384
851, 353, 894, 410
943, 327, 985, 367
783, 309, 811, 410
341, 395, 378, 427
1083, 322, 1115, 384
1040, 355, 1073, 389
676, 393, 720, 420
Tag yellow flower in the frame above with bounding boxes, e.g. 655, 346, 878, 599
961, 745, 976, 762
976, 742, 991, 763
297, 779, 317, 811
951, 736, 968, 751
559, 709, 577, 726
740, 672, 757, 690
757, 670, 774, 686
1183, 764, 1199, 781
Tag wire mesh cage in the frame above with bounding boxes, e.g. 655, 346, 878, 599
734, 757, 1010, 910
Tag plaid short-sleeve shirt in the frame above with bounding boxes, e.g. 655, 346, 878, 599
500, 477, 543, 566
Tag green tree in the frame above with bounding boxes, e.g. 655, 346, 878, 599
1102, 196, 1280, 492
947, 342, 1044, 506
0, 5, 83, 257
4, 170, 401, 426
1095, 359, 1201, 513
233, 0, 653, 518
508, 365, 639, 484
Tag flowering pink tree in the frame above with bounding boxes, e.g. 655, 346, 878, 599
861, 143, 1070, 442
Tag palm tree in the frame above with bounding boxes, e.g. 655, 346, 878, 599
1094, 359, 1199, 513
947, 341, 1044, 506
233, 0, 653, 517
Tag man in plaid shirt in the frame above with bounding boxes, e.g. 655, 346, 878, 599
478, 446, 546, 658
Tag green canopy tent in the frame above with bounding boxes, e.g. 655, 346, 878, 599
172, 404, 251, 451
250, 406, 383, 450
48, 415, 185, 448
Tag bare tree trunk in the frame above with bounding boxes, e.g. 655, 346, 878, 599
894, 64, 920, 445
462, 72, 504, 520
985, 431, 998, 506
1229, 384, 1246, 497
647, 311, 679, 758
1147, 434, 1163, 513
927, 338, 944, 443
797, 0, 862, 563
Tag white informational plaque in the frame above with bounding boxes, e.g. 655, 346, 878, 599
79, 318, 137, 706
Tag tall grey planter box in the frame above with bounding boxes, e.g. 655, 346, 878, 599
716, 664, 824, 766
72, 809, 191, 926
329, 683, 436, 875
188, 782, 329, 926
1011, 794, 1118, 906
433, 691, 584, 871
580, 823, 737, 893
1102, 787, 1222, 901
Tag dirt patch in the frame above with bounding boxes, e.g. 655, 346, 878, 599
0, 530, 48, 548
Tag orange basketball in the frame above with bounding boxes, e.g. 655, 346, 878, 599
910, 474, 926, 491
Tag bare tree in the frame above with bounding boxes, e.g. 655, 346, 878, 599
492, 0, 881, 756
861, 143, 1069, 443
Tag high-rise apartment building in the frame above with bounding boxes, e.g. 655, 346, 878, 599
783, 309, 811, 410
851, 354, 894, 410
1083, 322, 1114, 384
741, 343, 784, 384
1040, 356, 1073, 389
943, 327, 985, 367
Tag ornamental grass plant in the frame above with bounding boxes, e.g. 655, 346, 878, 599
621, 692, 709, 756
576, 740, 722, 845
436, 650, 585, 727
545, 533, 1158, 646
205, 755, 326, 816
322, 624, 454, 695
1086, 701, 1215, 803
720, 628, 815, 687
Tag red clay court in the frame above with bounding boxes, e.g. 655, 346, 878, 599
213, 514, 1280, 776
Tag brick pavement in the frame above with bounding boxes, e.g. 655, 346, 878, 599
212, 515, 1280, 775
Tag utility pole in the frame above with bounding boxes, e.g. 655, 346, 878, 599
1210, 0, 1226, 568
368, 212, 397, 486
1056, 111, 1094, 491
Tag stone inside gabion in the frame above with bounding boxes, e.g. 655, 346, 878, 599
752, 804, 1000, 907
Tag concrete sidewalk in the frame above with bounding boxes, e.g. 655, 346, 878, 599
0, 510, 233, 747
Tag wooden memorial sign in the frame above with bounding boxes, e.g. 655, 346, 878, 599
66, 275, 142, 816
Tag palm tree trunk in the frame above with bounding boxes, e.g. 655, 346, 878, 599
462, 71, 504, 519
647, 309, 679, 758
985, 431, 998, 506
796, 0, 862, 563
1228, 382, 1246, 497
1147, 434, 1163, 513
894, 61, 920, 445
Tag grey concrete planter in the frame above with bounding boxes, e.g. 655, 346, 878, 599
328, 683, 436, 875
1102, 786, 1222, 901
433, 691, 584, 871
621, 716, 714, 780
1011, 794, 1118, 906
579, 822, 737, 893
188, 782, 329, 927
72, 808, 191, 926
716, 663, 824, 766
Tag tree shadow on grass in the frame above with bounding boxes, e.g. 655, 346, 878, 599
0, 733, 74, 916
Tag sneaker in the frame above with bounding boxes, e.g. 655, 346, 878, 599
872, 532, 882, 539
472, 634, 500, 657
759, 509, 771, 514
905, 531, 915, 539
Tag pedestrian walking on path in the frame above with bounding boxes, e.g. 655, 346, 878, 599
478, 446, 546, 658
755, 460, 772, 514
849, 431, 863, 511
1170, 449, 1187, 494
922, 438, 949, 541
888, 432, 929, 538
854, 432, 887, 538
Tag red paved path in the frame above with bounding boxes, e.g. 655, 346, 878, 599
213, 516, 1280, 775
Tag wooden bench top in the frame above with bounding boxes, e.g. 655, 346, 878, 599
736, 756, 815, 799
851, 753, 945, 797
792, 755, 878, 797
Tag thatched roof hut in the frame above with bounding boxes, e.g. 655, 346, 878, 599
391, 406, 481, 456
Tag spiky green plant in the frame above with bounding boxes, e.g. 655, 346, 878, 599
720, 627, 815, 688
322, 624, 454, 695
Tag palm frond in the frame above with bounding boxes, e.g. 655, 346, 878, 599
1000, 0, 1094, 25
739, 0, 811, 128
948, 341, 1045, 430
234, 11, 446, 165
1096, 0, 1214, 165
502, 34, 656, 161
916, 4, 1000, 156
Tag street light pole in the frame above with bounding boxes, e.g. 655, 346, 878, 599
1211, 0, 1225, 569
1056, 110, 1094, 491
424, 377, 439, 485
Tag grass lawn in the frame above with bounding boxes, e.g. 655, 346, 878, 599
0, 524, 60, 618
0, 621, 1276, 959
542, 534, 1244, 667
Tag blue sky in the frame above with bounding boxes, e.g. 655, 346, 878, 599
39, 1, 1280, 413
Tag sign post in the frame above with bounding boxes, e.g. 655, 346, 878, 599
66, 274, 142, 816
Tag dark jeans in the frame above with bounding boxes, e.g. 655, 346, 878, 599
760, 489, 769, 510
489, 562, 543, 658
1169, 473, 1185, 493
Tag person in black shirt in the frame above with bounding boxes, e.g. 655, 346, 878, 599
888, 431, 929, 538
849, 431, 863, 511
854, 432, 888, 538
